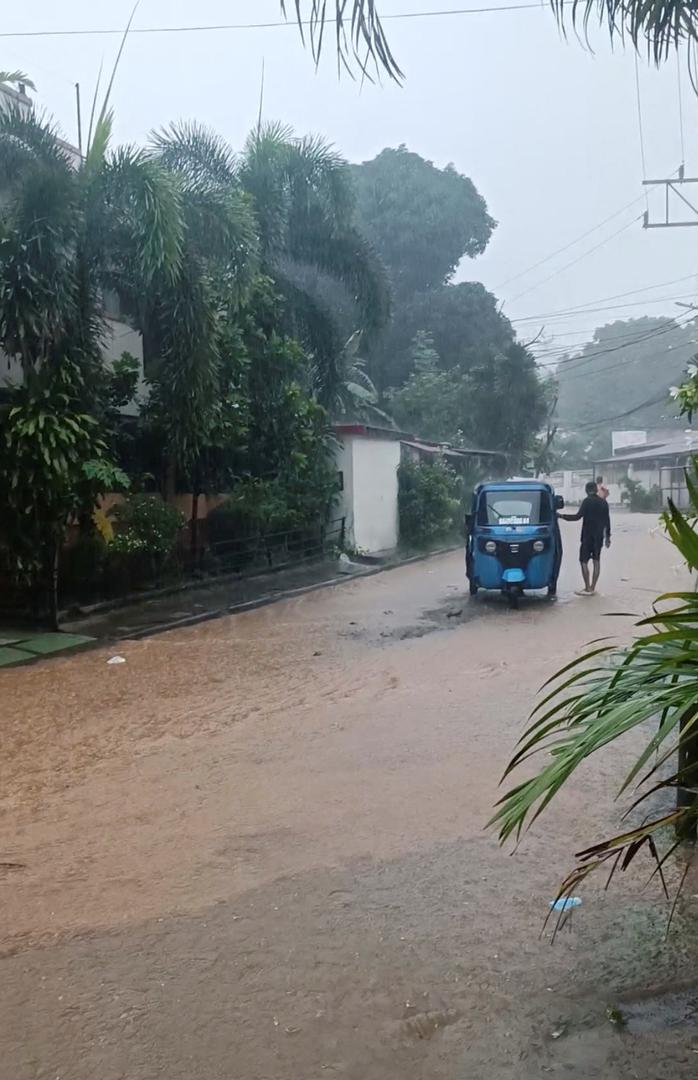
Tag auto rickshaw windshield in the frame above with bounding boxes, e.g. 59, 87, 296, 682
478, 489, 551, 527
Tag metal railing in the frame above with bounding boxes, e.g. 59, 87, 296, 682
200, 517, 346, 577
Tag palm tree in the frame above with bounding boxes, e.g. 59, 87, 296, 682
146, 121, 259, 554
238, 122, 390, 406
153, 120, 390, 410
0, 104, 183, 390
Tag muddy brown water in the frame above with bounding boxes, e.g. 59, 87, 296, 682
2, 514, 698, 1079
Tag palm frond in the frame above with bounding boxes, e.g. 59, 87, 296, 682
0, 70, 36, 92
150, 121, 238, 189
280, 0, 403, 82
551, 0, 696, 65
288, 223, 390, 333
0, 106, 74, 187
92, 147, 184, 285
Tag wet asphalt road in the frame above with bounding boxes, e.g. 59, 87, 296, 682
2, 513, 698, 1079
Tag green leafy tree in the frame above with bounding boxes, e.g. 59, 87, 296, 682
398, 458, 461, 546
352, 147, 495, 300
0, 363, 128, 626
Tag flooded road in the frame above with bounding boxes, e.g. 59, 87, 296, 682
2, 513, 698, 1079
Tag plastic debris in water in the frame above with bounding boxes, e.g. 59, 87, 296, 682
106, 655, 127, 665
549, 896, 582, 912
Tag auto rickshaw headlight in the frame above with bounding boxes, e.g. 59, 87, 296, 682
533, 540, 545, 553
485, 540, 497, 554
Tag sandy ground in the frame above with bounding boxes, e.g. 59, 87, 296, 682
2, 513, 698, 1079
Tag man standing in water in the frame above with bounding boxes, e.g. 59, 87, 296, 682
559, 481, 611, 595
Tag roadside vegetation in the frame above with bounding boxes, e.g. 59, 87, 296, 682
0, 68, 549, 623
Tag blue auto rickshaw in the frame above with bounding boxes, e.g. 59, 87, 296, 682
465, 480, 564, 607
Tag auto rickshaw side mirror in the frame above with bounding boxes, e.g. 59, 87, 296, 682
554, 495, 565, 511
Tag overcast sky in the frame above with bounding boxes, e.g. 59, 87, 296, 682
5, 0, 698, 357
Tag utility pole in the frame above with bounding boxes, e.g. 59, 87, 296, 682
75, 82, 83, 156
642, 167, 698, 229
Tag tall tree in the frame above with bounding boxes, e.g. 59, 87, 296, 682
0, 105, 183, 389
239, 123, 390, 406
352, 147, 495, 300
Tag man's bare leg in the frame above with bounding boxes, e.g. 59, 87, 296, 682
590, 558, 601, 593
580, 561, 591, 592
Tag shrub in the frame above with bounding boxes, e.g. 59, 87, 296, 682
620, 476, 663, 512
109, 495, 185, 586
398, 458, 462, 546
207, 479, 300, 546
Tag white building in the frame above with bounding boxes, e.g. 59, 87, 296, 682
333, 424, 505, 555
333, 425, 402, 554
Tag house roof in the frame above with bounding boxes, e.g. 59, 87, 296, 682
333, 424, 504, 458
596, 434, 698, 465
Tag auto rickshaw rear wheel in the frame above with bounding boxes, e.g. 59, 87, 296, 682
469, 579, 478, 596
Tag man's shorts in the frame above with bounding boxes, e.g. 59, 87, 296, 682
580, 533, 604, 563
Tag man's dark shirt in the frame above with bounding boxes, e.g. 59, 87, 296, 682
562, 494, 611, 540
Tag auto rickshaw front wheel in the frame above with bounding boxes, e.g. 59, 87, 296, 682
505, 589, 520, 610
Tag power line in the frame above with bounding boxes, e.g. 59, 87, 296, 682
0, 5, 544, 40
577, 392, 672, 429
514, 290, 698, 328
510, 274, 698, 324
634, 51, 649, 213
507, 215, 642, 304
534, 312, 697, 371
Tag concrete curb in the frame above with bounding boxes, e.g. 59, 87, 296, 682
100, 543, 463, 643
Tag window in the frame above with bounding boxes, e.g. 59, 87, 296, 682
478, 490, 550, 526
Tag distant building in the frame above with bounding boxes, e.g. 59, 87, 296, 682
595, 429, 698, 507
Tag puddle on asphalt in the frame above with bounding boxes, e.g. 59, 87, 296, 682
618, 987, 698, 1034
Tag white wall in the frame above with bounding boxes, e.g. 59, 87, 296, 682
350, 436, 401, 553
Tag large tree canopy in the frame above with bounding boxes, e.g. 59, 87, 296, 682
352, 146, 495, 299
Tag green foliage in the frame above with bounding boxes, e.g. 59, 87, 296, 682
110, 495, 185, 557
398, 458, 461, 546
352, 147, 495, 300
239, 123, 390, 406
0, 362, 126, 619
389, 366, 466, 444
620, 476, 663, 512
389, 334, 547, 469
